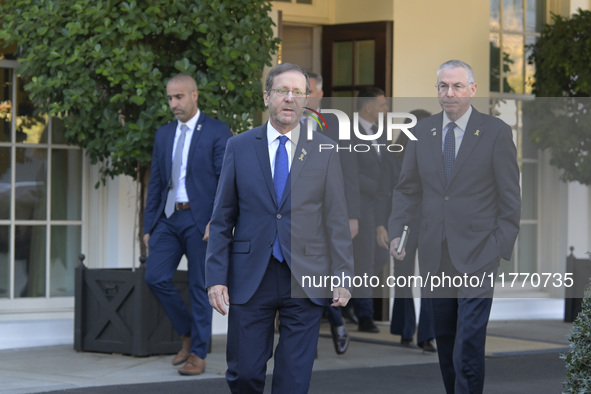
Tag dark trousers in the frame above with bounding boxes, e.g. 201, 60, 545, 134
390, 232, 434, 343
431, 241, 498, 394
144, 210, 212, 358
226, 257, 324, 394
390, 297, 434, 344
325, 303, 344, 327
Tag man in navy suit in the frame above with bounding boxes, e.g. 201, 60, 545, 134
206, 63, 354, 393
389, 60, 521, 393
143, 73, 232, 375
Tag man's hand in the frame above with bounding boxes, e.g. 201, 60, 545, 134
143, 234, 150, 249
349, 218, 359, 239
202, 222, 210, 241
331, 286, 351, 307
376, 225, 389, 249
390, 237, 406, 260
208, 285, 230, 316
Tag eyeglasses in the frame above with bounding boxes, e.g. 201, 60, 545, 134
270, 88, 308, 98
435, 82, 473, 93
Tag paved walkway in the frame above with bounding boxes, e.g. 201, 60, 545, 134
0, 320, 572, 393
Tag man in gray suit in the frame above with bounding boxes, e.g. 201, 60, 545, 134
389, 59, 521, 394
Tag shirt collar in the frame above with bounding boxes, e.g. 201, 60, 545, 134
266, 121, 299, 147
443, 106, 471, 131
358, 116, 374, 134
181, 109, 201, 132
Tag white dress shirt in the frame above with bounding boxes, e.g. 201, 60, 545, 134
172, 109, 201, 202
267, 122, 300, 177
441, 106, 471, 158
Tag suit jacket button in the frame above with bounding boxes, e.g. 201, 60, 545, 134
444, 196, 450, 201
276, 213, 282, 219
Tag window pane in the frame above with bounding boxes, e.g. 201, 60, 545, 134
333, 42, 353, 87
525, 0, 538, 32
16, 76, 47, 144
0, 68, 12, 143
51, 115, 67, 145
524, 35, 536, 95
15, 147, 47, 220
490, 0, 501, 29
521, 116, 538, 159
0, 147, 10, 219
521, 162, 538, 220
502, 33, 524, 94
503, 0, 524, 31
50, 225, 81, 297
518, 223, 537, 273
333, 90, 355, 98
489, 33, 501, 93
52, 149, 82, 220
355, 40, 375, 86
0, 225, 8, 298
15, 225, 46, 298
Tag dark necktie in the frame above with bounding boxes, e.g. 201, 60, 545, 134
442, 122, 456, 240
272, 135, 288, 261
165, 123, 190, 218
443, 122, 457, 185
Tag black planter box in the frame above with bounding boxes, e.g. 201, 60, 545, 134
74, 263, 188, 356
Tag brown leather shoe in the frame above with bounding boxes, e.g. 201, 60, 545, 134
178, 354, 206, 376
172, 335, 191, 366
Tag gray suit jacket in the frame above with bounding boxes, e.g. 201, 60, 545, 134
389, 107, 521, 274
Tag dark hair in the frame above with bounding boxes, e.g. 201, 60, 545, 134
265, 63, 310, 94
356, 86, 385, 111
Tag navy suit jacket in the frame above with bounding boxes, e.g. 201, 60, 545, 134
389, 108, 521, 274
205, 123, 355, 305
143, 112, 232, 236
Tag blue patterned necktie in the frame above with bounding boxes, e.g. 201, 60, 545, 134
165, 123, 190, 218
443, 122, 457, 185
272, 135, 289, 262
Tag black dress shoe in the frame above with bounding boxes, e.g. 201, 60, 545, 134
341, 304, 358, 325
358, 317, 379, 333
400, 337, 413, 346
418, 339, 437, 353
330, 324, 349, 355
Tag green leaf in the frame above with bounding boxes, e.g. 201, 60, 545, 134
0, 0, 278, 186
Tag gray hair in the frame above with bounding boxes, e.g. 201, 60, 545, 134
437, 60, 475, 84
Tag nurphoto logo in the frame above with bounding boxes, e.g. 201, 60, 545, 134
302, 107, 418, 153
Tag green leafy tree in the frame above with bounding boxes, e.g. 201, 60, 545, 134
527, 9, 591, 185
0, 0, 279, 254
